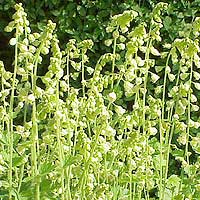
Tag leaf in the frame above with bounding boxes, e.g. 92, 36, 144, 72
51, 10, 60, 16
40, 178, 52, 194
64, 154, 83, 167
164, 16, 172, 28
171, 149, 184, 158
12, 155, 26, 167
77, 6, 86, 17
37, 22, 46, 31
20, 178, 34, 198
128, 24, 146, 38
113, 10, 138, 29
39, 162, 54, 176
173, 194, 184, 200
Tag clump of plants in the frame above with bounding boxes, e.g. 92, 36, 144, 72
0, 3, 200, 200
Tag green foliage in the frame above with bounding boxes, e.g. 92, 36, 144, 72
0, 2, 200, 200
1, 0, 200, 73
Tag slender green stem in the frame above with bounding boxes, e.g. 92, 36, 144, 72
142, 24, 152, 198
179, 58, 193, 193
132, 182, 136, 200
82, 50, 85, 98
65, 51, 71, 199
111, 27, 118, 90
159, 51, 171, 199
17, 23, 30, 194
144, 188, 149, 200
1, 65, 6, 132
185, 58, 193, 163
129, 161, 132, 200
79, 118, 98, 197
163, 64, 181, 198
164, 122, 175, 181
55, 80, 65, 200
138, 189, 142, 200
66, 52, 70, 95
158, 115, 163, 200
142, 37, 152, 133
161, 52, 171, 120
30, 36, 46, 200
8, 30, 19, 200
31, 102, 40, 200
65, 119, 72, 199
17, 104, 28, 194
72, 116, 79, 157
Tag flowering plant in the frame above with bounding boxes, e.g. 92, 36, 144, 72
0, 3, 200, 200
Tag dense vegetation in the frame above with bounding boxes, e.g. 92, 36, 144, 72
0, 1, 200, 199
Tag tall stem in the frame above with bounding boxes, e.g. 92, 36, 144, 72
111, 26, 118, 90
159, 51, 171, 199
18, 24, 29, 194
158, 115, 163, 200
8, 30, 18, 200
161, 52, 171, 120
66, 52, 70, 95
142, 28, 152, 198
55, 80, 65, 200
65, 50, 72, 199
185, 58, 193, 163
163, 64, 181, 198
82, 50, 85, 98
30, 40, 45, 200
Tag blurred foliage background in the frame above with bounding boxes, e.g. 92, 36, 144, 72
0, 0, 199, 72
